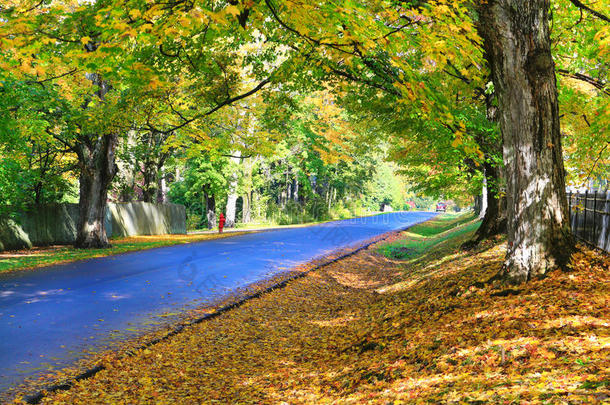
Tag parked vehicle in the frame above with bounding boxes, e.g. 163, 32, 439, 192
435, 202, 447, 212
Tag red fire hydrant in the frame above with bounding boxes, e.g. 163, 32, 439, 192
218, 213, 225, 233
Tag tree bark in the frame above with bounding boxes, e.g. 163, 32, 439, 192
75, 133, 118, 248
141, 161, 157, 203
225, 151, 241, 228
478, 0, 573, 283
206, 193, 216, 230
74, 70, 118, 249
242, 192, 251, 223
464, 161, 507, 250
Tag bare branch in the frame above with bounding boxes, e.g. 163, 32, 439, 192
26, 68, 79, 86
584, 141, 610, 183
557, 69, 610, 96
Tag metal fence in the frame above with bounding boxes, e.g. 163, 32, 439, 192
568, 190, 610, 252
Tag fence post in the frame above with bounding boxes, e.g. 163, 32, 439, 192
568, 190, 574, 232
583, 190, 588, 241
599, 188, 610, 252
593, 191, 598, 247
574, 192, 579, 240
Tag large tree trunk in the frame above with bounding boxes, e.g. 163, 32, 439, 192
141, 160, 157, 203
479, 0, 573, 284
75, 69, 118, 249
75, 133, 118, 248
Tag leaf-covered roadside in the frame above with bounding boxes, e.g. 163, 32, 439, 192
15, 221, 609, 404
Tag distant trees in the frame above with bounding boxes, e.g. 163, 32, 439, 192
167, 95, 413, 230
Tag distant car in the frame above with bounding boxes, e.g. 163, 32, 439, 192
435, 202, 447, 212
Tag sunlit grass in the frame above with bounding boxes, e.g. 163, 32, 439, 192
378, 212, 479, 260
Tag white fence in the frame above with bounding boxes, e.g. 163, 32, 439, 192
568, 190, 610, 252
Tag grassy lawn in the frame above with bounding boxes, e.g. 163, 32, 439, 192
378, 212, 479, 260
0, 232, 252, 274
18, 208, 609, 404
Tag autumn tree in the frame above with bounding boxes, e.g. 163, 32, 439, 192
253, 0, 600, 282
477, 0, 575, 283
0, 0, 293, 247
254, 0, 507, 242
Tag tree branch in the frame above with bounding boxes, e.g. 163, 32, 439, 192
557, 69, 610, 96
568, 0, 610, 23
584, 141, 610, 183
148, 77, 272, 134
26, 68, 79, 86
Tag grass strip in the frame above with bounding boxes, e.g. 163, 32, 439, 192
377, 212, 479, 260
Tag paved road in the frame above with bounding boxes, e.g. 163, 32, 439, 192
0, 211, 436, 391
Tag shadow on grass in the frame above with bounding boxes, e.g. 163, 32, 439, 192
378, 213, 480, 261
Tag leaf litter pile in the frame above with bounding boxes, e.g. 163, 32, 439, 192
13, 216, 609, 403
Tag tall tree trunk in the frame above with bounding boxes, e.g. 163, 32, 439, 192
242, 192, 251, 223
75, 133, 118, 248
225, 151, 241, 228
206, 193, 216, 230
75, 69, 118, 249
463, 161, 507, 250
479, 0, 573, 284
141, 160, 157, 203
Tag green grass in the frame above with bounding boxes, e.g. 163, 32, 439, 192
413, 212, 478, 237
378, 213, 480, 260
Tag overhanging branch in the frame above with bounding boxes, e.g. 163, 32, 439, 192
557, 69, 610, 96
568, 0, 610, 23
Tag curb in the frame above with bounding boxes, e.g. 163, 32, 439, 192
22, 218, 431, 404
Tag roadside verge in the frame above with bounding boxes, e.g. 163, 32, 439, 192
12, 214, 609, 404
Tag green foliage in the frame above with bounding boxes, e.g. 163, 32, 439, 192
551, 0, 609, 186
0, 79, 76, 214
168, 154, 229, 229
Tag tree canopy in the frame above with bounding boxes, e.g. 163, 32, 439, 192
0, 0, 608, 281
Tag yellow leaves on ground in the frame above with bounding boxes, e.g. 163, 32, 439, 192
14, 226, 610, 404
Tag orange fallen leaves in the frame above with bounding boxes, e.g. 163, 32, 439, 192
10, 228, 610, 404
